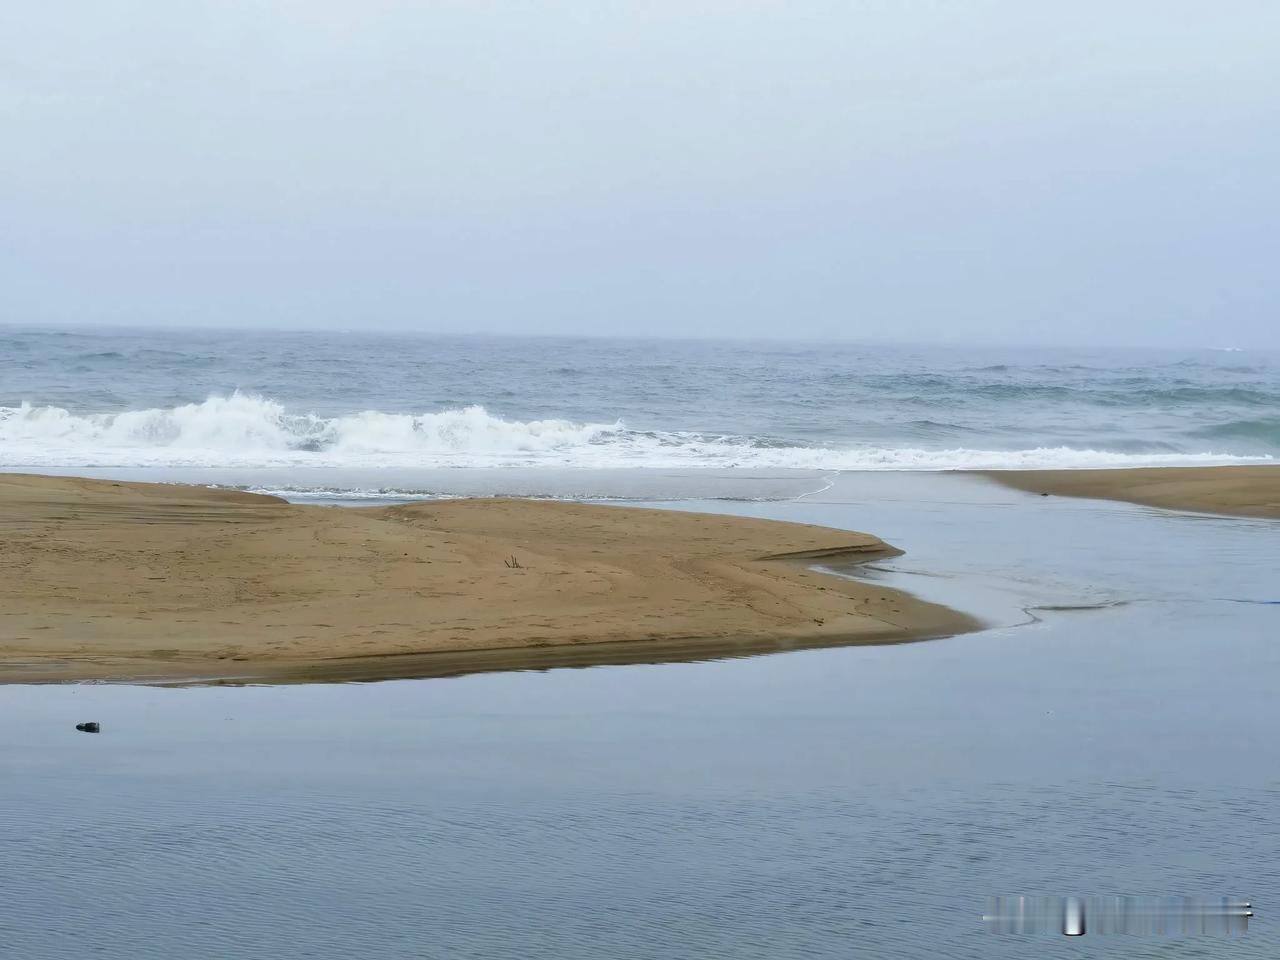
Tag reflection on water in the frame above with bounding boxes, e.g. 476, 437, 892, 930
3, 473, 1279, 958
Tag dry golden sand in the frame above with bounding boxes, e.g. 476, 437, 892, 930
980, 465, 1280, 519
0, 473, 976, 684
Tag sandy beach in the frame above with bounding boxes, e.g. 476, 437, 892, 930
0, 473, 976, 683
981, 465, 1280, 519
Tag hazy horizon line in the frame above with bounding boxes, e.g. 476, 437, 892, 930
0, 319, 1269, 355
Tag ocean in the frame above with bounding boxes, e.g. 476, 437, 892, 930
4, 326, 1279, 958
1, 327, 1276, 495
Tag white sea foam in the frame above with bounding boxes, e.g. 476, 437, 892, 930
0, 393, 1271, 472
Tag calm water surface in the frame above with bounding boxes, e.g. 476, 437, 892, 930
3, 474, 1278, 958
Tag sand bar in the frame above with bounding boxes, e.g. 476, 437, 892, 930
0, 473, 976, 684
981, 465, 1280, 519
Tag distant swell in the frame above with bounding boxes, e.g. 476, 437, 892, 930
0, 393, 1271, 471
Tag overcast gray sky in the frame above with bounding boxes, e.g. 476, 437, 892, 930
1, 1, 1276, 346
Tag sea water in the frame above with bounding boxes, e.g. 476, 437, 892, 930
1, 327, 1277, 490
2, 328, 1278, 957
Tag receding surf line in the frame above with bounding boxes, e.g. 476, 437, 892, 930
1, 392, 1273, 472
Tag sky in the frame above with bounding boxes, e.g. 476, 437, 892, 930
1, 1, 1276, 347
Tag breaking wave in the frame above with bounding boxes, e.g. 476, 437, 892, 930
0, 393, 1271, 471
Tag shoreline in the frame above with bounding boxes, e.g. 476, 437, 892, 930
2, 627, 960, 687
978, 465, 1280, 519
0, 473, 978, 685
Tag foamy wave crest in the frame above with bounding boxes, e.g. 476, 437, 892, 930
0, 394, 623, 466
0, 393, 1272, 471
